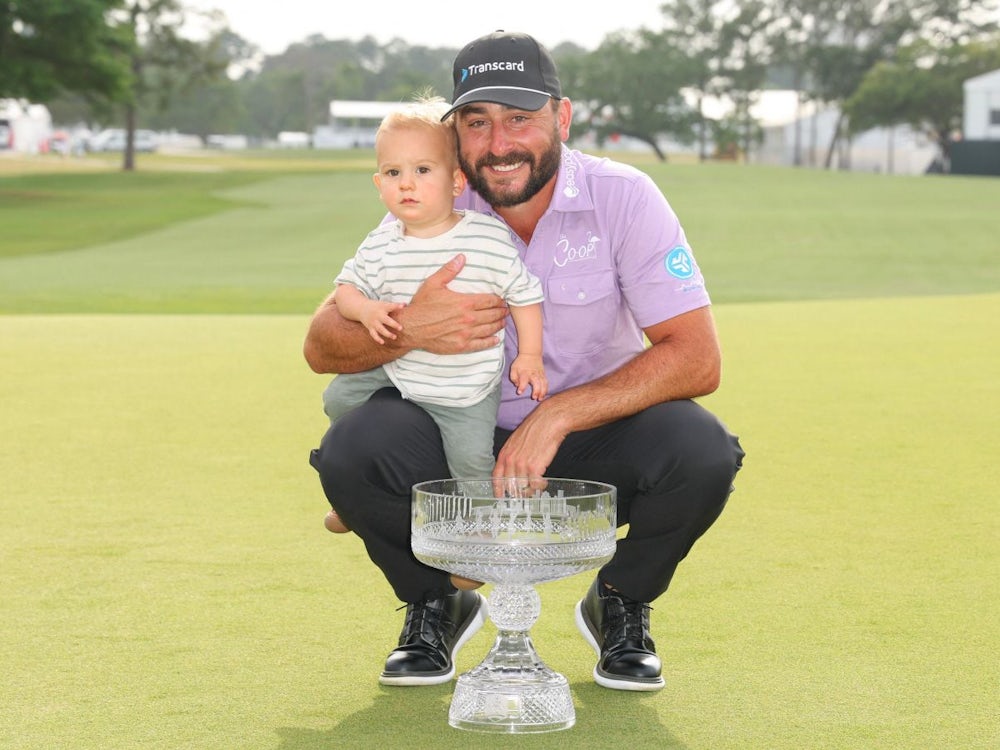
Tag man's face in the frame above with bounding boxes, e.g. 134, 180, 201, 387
454, 102, 563, 208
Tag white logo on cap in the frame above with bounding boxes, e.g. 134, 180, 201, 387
465, 60, 526, 78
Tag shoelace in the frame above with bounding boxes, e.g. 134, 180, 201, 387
604, 595, 653, 644
397, 600, 453, 644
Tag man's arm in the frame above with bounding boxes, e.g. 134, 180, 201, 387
493, 305, 722, 478
303, 254, 509, 375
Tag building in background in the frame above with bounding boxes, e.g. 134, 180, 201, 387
953, 68, 1000, 176
313, 100, 407, 149
962, 68, 1000, 140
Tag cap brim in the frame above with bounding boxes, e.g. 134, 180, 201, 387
442, 87, 552, 120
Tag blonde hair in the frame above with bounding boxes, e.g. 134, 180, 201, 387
375, 93, 457, 159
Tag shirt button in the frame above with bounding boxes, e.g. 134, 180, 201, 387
577, 291, 586, 300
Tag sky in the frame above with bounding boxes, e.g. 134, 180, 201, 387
186, 0, 670, 55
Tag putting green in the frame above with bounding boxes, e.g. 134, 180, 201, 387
2, 294, 996, 748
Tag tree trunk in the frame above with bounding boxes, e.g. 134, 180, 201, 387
616, 129, 667, 162
937, 130, 953, 172
793, 72, 803, 166
742, 110, 753, 163
809, 109, 818, 167
887, 126, 895, 175
123, 104, 137, 172
697, 93, 708, 162
648, 137, 667, 162
824, 110, 845, 170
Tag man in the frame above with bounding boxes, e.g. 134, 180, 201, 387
305, 30, 744, 691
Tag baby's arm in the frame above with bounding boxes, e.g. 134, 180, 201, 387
508, 302, 547, 401
334, 284, 404, 345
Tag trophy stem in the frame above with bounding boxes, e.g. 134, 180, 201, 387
448, 584, 575, 733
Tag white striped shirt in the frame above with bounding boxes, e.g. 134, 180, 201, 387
335, 210, 543, 407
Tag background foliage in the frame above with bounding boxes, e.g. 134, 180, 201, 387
4, 1, 998, 168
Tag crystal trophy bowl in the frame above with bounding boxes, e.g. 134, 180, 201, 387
411, 477, 616, 733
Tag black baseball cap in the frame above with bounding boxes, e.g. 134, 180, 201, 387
443, 30, 562, 120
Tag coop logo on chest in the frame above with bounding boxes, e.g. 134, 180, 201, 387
665, 246, 694, 279
554, 232, 600, 267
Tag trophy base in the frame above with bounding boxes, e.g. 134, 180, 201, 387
447, 586, 577, 732
448, 667, 574, 733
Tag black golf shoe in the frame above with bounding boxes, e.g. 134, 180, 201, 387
575, 578, 665, 691
379, 588, 487, 686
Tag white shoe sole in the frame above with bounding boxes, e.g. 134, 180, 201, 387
574, 599, 665, 692
379, 592, 488, 686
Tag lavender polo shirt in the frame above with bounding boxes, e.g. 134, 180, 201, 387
454, 146, 712, 431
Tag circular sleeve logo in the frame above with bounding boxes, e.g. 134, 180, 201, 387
665, 246, 694, 279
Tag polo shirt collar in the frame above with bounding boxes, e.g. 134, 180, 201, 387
547, 145, 594, 214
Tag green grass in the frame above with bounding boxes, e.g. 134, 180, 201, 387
2, 298, 996, 749
658, 164, 1000, 302
2, 157, 999, 312
1, 152, 997, 749
0, 170, 385, 313
0, 171, 268, 258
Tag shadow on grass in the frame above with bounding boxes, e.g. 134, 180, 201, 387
275, 681, 686, 750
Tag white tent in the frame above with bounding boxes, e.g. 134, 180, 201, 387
313, 100, 410, 149
754, 101, 936, 175
0, 99, 53, 153
962, 68, 1000, 141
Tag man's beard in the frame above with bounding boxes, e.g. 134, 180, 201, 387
460, 137, 561, 208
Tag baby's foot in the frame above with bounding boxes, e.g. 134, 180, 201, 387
323, 509, 351, 533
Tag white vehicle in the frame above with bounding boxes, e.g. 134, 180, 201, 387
87, 128, 158, 153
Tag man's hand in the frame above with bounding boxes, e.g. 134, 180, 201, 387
492, 398, 569, 480
390, 254, 508, 355
304, 254, 508, 374
492, 306, 723, 480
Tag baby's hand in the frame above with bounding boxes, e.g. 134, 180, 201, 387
360, 301, 405, 344
510, 354, 547, 401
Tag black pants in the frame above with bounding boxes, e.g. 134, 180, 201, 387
310, 387, 744, 604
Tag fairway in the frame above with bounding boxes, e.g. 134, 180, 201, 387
3, 159, 1000, 312
1, 155, 998, 749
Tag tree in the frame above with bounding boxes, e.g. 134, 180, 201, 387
144, 74, 245, 140
656, 0, 730, 161
655, 0, 771, 161
243, 35, 454, 135
764, 0, 924, 168
0, 0, 130, 102
916, 0, 1000, 45
845, 36, 1000, 165
109, 0, 228, 170
241, 68, 309, 136
560, 31, 698, 161
767, 0, 825, 165
143, 29, 256, 141
715, 1, 772, 159
790, 0, 998, 168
